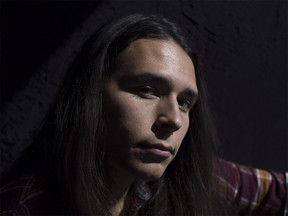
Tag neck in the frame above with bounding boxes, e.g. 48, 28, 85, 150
109, 179, 130, 216
106, 162, 135, 216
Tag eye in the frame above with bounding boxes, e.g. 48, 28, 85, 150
178, 99, 192, 112
136, 86, 158, 98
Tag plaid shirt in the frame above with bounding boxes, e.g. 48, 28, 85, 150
215, 158, 288, 215
1, 160, 287, 215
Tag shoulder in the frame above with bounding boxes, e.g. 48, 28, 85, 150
0, 174, 54, 215
215, 158, 288, 215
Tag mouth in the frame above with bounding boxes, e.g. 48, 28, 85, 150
138, 143, 174, 158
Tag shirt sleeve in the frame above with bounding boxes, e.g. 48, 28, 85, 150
214, 158, 288, 215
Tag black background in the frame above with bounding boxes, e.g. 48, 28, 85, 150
0, 0, 287, 173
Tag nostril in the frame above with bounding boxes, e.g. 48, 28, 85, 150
160, 122, 173, 129
152, 121, 174, 140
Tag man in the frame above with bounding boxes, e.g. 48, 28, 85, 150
0, 14, 286, 216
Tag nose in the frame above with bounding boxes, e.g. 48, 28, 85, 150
155, 96, 182, 132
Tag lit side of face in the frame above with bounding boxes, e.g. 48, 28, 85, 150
103, 39, 198, 181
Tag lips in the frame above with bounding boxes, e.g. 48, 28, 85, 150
138, 143, 174, 158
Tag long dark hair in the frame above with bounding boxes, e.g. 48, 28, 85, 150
37, 14, 228, 215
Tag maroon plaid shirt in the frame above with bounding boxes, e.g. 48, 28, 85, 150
215, 159, 287, 215
1, 160, 287, 215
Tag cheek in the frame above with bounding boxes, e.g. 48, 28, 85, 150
104, 94, 155, 140
182, 118, 190, 136
176, 117, 190, 146
112, 96, 149, 123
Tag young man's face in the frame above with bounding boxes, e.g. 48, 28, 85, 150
103, 39, 198, 181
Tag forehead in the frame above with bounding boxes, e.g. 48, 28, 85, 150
114, 39, 197, 93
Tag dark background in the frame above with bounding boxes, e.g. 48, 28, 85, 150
0, 0, 287, 174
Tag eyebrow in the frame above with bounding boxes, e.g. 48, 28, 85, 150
117, 72, 198, 100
